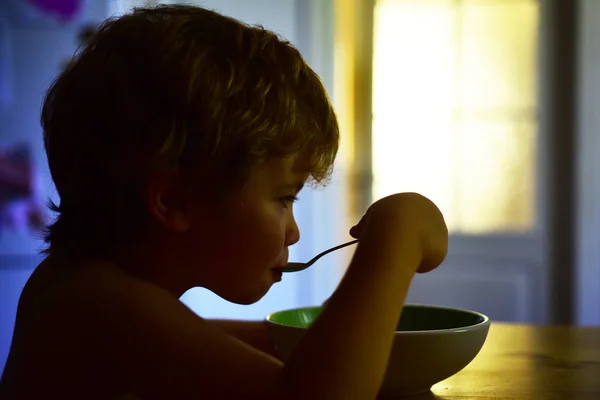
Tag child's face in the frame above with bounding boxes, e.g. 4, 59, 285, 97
182, 154, 308, 304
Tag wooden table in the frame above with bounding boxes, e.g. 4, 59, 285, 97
412, 323, 600, 400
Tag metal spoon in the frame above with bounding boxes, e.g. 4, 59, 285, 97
281, 239, 359, 273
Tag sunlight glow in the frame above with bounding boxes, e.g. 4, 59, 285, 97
372, 0, 538, 233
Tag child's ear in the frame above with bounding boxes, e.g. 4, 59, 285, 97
146, 175, 192, 233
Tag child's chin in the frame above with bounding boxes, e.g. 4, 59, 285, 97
220, 286, 271, 305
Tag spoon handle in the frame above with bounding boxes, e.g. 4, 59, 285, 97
305, 239, 359, 267
282, 239, 359, 273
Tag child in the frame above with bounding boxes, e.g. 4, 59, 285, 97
0, 5, 448, 399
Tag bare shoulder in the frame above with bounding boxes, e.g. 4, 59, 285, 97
4, 258, 285, 399
16, 257, 198, 356
16, 258, 166, 329
1, 258, 170, 398
12, 257, 140, 344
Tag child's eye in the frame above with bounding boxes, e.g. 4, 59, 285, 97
279, 195, 299, 208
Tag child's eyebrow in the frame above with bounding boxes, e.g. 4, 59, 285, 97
279, 182, 305, 193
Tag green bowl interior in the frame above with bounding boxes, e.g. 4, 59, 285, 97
267, 305, 486, 331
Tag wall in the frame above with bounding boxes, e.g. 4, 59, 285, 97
576, 0, 600, 326
0, 0, 109, 374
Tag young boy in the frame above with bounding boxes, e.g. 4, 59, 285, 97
0, 5, 448, 399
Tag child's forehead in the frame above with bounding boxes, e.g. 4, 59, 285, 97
236, 156, 309, 196
263, 155, 311, 178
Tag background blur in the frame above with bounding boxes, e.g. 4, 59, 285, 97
1, 0, 598, 374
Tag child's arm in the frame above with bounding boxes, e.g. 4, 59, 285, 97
76, 193, 446, 400
208, 319, 280, 359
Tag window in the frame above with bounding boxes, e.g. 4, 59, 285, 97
372, 0, 539, 234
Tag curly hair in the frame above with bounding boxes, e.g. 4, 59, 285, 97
41, 4, 339, 260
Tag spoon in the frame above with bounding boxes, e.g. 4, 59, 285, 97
281, 239, 359, 273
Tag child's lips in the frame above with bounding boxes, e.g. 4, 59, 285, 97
271, 267, 283, 282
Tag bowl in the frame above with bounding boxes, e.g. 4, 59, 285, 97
265, 304, 491, 397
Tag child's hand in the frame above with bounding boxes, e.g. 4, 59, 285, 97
349, 192, 448, 274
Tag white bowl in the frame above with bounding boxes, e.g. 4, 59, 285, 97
265, 304, 491, 397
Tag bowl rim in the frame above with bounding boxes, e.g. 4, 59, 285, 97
265, 303, 491, 335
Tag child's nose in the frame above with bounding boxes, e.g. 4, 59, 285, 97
285, 217, 300, 247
